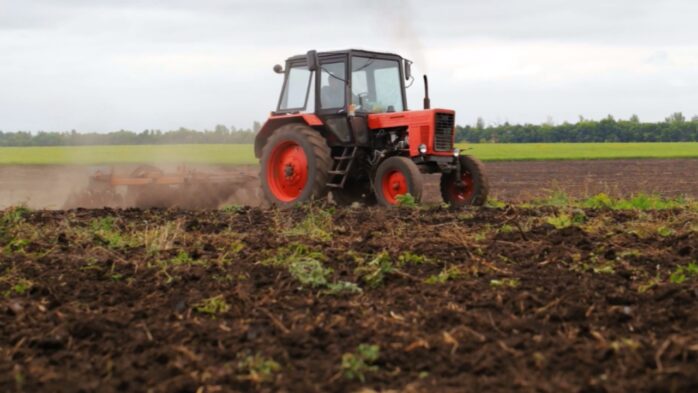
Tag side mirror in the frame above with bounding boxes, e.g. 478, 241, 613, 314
273, 64, 284, 74
404, 60, 412, 81
306, 50, 319, 72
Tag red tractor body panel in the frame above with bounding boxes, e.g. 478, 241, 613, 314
368, 109, 455, 157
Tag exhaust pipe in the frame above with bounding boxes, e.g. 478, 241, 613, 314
423, 75, 430, 110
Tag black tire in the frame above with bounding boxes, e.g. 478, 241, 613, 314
373, 156, 424, 207
331, 178, 377, 206
260, 124, 332, 208
440, 155, 489, 207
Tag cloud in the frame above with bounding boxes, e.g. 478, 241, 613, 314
1, 0, 698, 131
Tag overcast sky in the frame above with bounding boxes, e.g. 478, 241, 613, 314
2, 0, 698, 132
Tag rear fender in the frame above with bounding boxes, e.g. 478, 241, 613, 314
254, 114, 324, 158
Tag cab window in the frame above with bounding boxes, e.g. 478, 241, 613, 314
279, 65, 311, 111
351, 57, 404, 113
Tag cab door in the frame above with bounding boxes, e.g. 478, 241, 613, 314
315, 54, 355, 146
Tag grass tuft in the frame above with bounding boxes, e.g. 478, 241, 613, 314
355, 252, 394, 287
194, 295, 230, 316
341, 344, 380, 382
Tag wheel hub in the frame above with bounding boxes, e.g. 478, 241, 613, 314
266, 141, 308, 202
284, 163, 295, 178
382, 170, 408, 204
450, 171, 474, 202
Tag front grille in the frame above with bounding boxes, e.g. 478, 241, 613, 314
434, 112, 455, 151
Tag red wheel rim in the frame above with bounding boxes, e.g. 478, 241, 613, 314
266, 140, 308, 202
381, 170, 408, 205
447, 171, 475, 203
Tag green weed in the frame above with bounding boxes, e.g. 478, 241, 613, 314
90, 217, 126, 248
582, 193, 615, 209
221, 204, 245, 213
323, 281, 363, 296
545, 214, 573, 229
237, 353, 281, 383
168, 251, 195, 266
4, 238, 30, 254
398, 251, 431, 266
670, 263, 698, 284
355, 252, 393, 287
485, 197, 506, 208
592, 264, 615, 274
490, 278, 520, 288
341, 344, 380, 382
194, 295, 230, 316
395, 193, 418, 208
425, 265, 467, 284
610, 338, 641, 352
1, 205, 30, 227
538, 190, 571, 207
1, 277, 33, 297
264, 244, 362, 294
656, 226, 674, 237
288, 258, 332, 288
284, 207, 334, 241
637, 276, 662, 293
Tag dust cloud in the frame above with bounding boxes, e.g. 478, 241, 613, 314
0, 164, 264, 210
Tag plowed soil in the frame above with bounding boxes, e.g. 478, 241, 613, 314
2, 205, 697, 392
1, 159, 697, 209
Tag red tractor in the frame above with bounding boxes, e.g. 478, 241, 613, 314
255, 49, 488, 208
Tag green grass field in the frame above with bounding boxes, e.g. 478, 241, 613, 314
0, 142, 696, 165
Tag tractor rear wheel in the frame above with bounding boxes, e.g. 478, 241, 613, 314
440, 155, 489, 207
374, 156, 423, 207
260, 124, 332, 208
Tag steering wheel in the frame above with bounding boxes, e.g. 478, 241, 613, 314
356, 92, 370, 109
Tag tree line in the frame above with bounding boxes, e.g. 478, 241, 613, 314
1, 113, 698, 146
457, 113, 698, 143
0, 124, 260, 146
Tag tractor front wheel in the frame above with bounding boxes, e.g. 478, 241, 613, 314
440, 155, 489, 207
374, 156, 423, 207
260, 124, 332, 208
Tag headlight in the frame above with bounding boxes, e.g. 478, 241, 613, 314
418, 144, 427, 155
453, 148, 460, 157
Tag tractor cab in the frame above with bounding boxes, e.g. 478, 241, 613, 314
255, 49, 489, 208
273, 49, 409, 147
276, 50, 407, 115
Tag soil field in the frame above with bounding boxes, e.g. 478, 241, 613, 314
0, 159, 697, 209
1, 205, 698, 392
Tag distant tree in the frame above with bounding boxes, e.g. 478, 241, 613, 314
214, 124, 230, 134
629, 114, 640, 123
253, 121, 262, 133
665, 112, 686, 124
475, 117, 485, 130
692, 115, 698, 123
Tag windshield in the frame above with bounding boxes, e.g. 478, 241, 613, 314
279, 65, 312, 111
351, 57, 404, 113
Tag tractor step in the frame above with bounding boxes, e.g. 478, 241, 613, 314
326, 146, 357, 189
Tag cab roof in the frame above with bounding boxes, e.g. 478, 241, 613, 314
286, 49, 405, 63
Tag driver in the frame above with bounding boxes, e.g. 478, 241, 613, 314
321, 75, 345, 109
